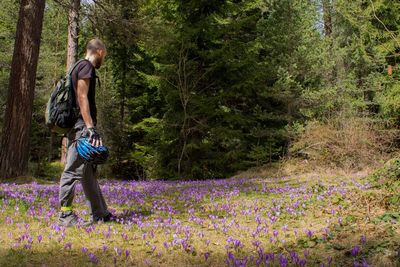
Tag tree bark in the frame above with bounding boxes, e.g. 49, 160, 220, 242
61, 0, 80, 165
0, 0, 46, 179
322, 0, 332, 36
66, 0, 80, 71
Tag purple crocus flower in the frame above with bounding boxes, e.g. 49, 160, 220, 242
279, 253, 288, 267
204, 252, 210, 261
299, 259, 307, 266
289, 251, 298, 262
351, 246, 360, 256
114, 247, 122, 256
267, 252, 275, 261
227, 251, 235, 261
273, 230, 279, 237
252, 240, 260, 247
5, 217, 13, 225
233, 239, 241, 248
327, 256, 333, 265
89, 253, 99, 265
306, 229, 313, 238
361, 259, 370, 267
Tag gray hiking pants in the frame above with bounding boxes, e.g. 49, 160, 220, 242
59, 119, 109, 218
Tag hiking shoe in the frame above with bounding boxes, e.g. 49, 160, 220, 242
90, 212, 115, 224
59, 210, 80, 227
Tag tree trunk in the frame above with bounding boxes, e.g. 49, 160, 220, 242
61, 0, 80, 165
66, 0, 80, 70
322, 0, 332, 36
0, 0, 46, 179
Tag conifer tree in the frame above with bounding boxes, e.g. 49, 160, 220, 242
0, 0, 46, 178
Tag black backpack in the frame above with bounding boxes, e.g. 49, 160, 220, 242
45, 59, 87, 134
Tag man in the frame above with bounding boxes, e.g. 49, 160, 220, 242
59, 38, 112, 227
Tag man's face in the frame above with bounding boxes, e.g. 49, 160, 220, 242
94, 49, 106, 69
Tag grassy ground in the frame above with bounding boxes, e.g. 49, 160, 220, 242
0, 173, 398, 266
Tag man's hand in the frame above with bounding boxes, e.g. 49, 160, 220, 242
85, 127, 103, 147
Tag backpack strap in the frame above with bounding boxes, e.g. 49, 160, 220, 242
95, 75, 101, 89
67, 59, 90, 115
67, 58, 92, 92
67, 59, 90, 76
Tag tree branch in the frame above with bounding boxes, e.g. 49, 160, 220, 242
369, 0, 400, 48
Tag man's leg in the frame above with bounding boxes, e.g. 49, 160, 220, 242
81, 163, 110, 219
59, 130, 85, 226
59, 120, 110, 223
59, 137, 84, 208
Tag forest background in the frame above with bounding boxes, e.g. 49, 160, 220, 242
0, 0, 400, 181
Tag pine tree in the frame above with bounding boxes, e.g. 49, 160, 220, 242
89, 0, 161, 179
153, 0, 322, 179
0, 0, 46, 179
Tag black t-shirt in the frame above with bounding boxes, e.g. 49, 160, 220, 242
71, 59, 97, 124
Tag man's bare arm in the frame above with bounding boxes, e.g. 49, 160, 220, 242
77, 79, 102, 146
77, 78, 94, 129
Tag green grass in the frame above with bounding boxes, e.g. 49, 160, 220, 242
0, 174, 399, 266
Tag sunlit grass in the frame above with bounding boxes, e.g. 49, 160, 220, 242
0, 175, 398, 266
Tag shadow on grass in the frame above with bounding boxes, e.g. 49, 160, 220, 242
0, 247, 89, 267
1, 237, 397, 267
0, 247, 228, 267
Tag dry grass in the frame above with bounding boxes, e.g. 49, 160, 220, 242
236, 117, 399, 180
233, 158, 373, 181
0, 174, 398, 266
289, 118, 396, 171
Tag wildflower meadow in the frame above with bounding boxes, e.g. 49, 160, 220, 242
0, 175, 398, 266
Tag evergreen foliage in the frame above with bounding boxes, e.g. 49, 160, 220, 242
1, 0, 399, 179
